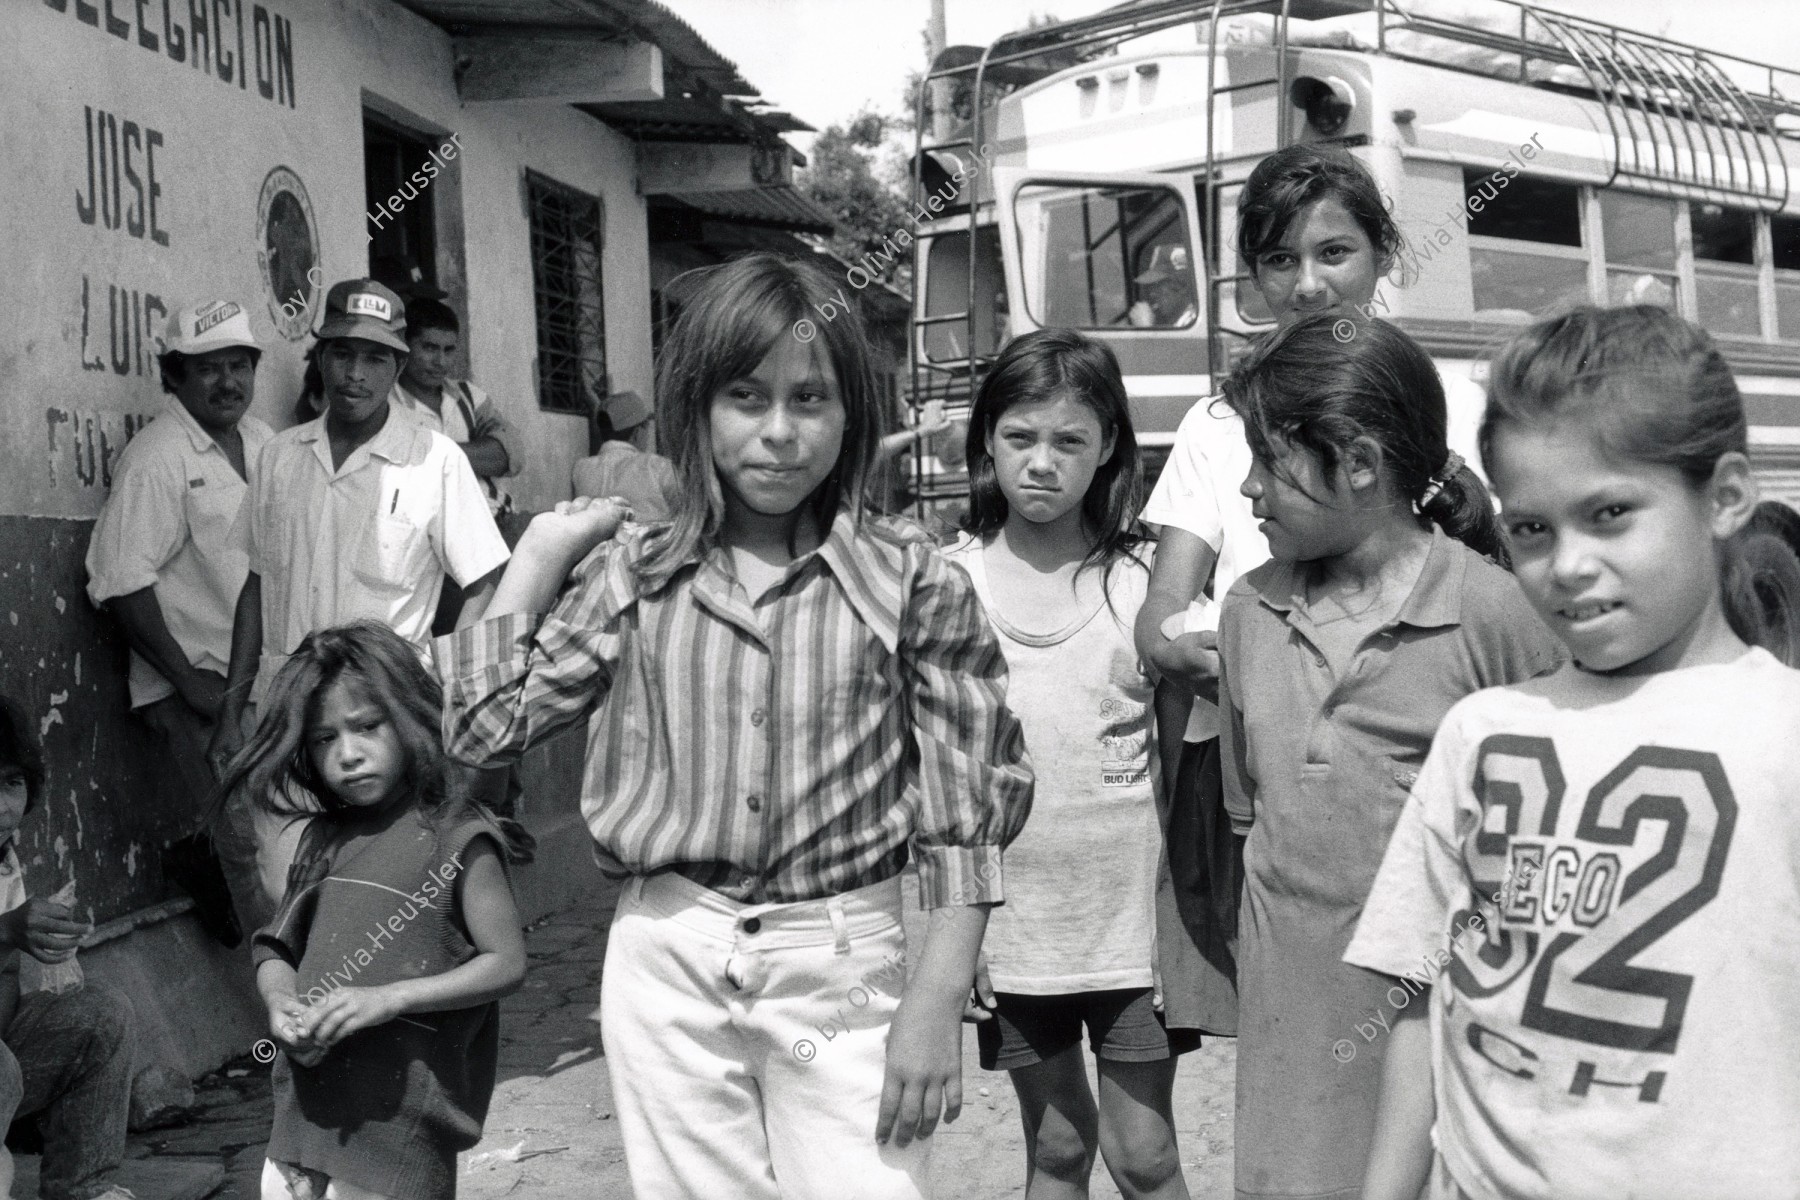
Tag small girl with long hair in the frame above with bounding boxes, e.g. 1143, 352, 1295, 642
217, 621, 529, 1200
1217, 314, 1563, 1200
1354, 307, 1800, 1199
434, 251, 1033, 1200
949, 329, 1193, 1200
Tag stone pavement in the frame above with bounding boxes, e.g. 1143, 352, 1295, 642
80, 871, 1237, 1199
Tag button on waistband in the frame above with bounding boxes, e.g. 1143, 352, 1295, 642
742, 916, 762, 934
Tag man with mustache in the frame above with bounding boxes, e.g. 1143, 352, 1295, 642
87, 299, 275, 947
210, 280, 509, 896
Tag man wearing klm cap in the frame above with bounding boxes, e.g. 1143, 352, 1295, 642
85, 300, 275, 945
211, 281, 509, 887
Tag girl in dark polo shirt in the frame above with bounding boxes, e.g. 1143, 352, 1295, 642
1215, 316, 1562, 1200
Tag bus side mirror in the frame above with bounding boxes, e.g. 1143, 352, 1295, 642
1290, 75, 1355, 137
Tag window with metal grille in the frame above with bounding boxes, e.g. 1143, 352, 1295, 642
527, 170, 606, 415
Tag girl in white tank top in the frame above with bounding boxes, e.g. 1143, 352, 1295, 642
950, 329, 1194, 1200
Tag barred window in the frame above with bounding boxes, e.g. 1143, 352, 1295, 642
527, 170, 606, 415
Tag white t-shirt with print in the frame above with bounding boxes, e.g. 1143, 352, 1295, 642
1140, 397, 1269, 742
1346, 649, 1800, 1200
944, 537, 1161, 993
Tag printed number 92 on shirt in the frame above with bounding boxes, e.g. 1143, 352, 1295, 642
1456, 736, 1735, 1056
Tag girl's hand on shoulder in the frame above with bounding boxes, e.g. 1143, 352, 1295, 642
878, 992, 965, 1148
520, 496, 633, 567
301, 985, 406, 1050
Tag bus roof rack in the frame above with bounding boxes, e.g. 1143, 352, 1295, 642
924, 0, 1800, 205
1375, 0, 1797, 206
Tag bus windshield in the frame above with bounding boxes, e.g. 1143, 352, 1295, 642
1012, 182, 1197, 330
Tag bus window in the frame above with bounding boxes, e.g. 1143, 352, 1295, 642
1216, 181, 1274, 326
1465, 171, 1587, 319
1601, 192, 1677, 309
922, 225, 1004, 364
1012, 184, 1196, 330
1773, 215, 1800, 342
1692, 203, 1760, 339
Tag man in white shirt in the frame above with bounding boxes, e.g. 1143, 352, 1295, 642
85, 299, 275, 943
388, 297, 522, 518
389, 296, 529, 630
211, 280, 509, 890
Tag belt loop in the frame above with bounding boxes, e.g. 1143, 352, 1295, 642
827, 896, 851, 955
628, 875, 646, 907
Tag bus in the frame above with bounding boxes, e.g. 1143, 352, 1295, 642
906, 0, 1800, 655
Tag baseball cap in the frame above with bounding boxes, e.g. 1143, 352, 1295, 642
601, 390, 653, 431
315, 279, 409, 353
162, 300, 261, 358
1134, 244, 1192, 285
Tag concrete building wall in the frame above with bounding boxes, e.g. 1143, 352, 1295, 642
1, 0, 648, 930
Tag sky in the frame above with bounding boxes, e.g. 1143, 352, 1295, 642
668, 0, 1800, 150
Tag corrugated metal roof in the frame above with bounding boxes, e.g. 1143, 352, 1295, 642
660, 188, 837, 235
399, 0, 752, 91
588, 106, 812, 142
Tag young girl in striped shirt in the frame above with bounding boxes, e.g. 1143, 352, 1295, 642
435, 252, 1034, 1200
946, 329, 1195, 1199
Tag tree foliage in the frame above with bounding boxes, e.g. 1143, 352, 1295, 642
795, 108, 915, 290
796, 13, 1065, 291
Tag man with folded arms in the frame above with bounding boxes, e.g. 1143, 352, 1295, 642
87, 299, 275, 944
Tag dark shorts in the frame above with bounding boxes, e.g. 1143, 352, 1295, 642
976, 987, 1201, 1072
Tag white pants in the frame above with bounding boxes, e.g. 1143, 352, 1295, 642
600, 871, 930, 1200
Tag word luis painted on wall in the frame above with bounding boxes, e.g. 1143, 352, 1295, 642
77, 276, 167, 381
44, 0, 298, 109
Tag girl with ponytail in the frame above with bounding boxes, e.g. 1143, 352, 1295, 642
1213, 314, 1564, 1200
1353, 309, 1800, 1198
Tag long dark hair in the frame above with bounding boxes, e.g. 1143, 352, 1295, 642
641, 253, 885, 589
0, 696, 46, 817
213, 622, 531, 860
962, 329, 1148, 579
1237, 144, 1401, 277
1483, 305, 1788, 653
1224, 314, 1508, 564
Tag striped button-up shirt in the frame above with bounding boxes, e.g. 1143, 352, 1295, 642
435, 510, 1034, 907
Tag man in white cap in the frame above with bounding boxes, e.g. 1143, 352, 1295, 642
1127, 243, 1198, 328
570, 389, 680, 522
85, 299, 275, 945
211, 280, 508, 891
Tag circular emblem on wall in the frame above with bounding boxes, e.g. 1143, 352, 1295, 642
256, 166, 322, 341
